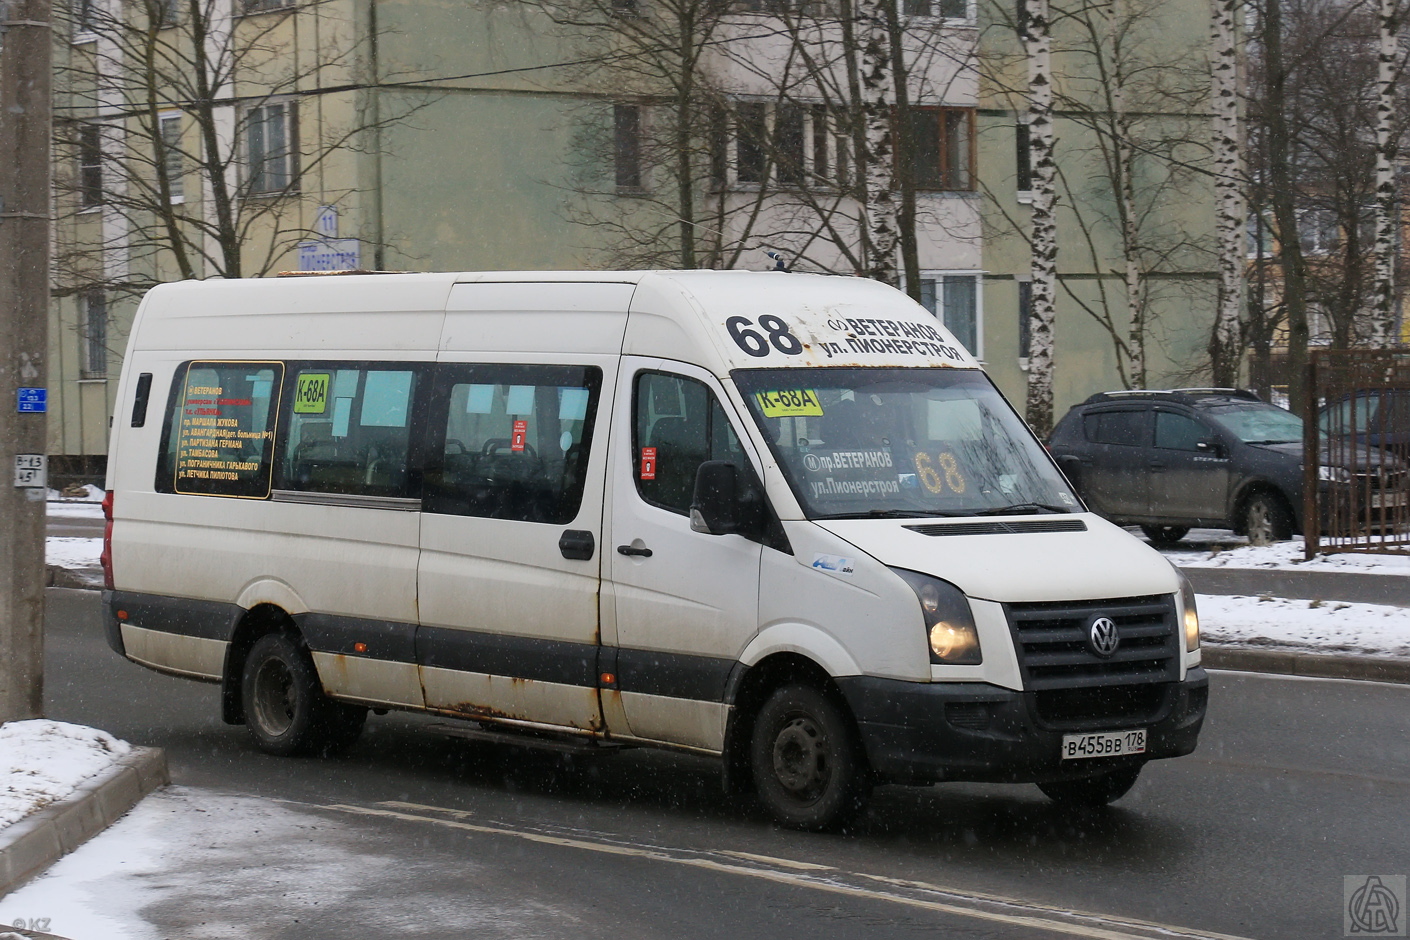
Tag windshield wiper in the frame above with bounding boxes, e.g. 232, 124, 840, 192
973, 502, 1071, 516
817, 509, 964, 520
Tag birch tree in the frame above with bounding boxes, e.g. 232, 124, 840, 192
1371, 0, 1402, 346
1209, 0, 1245, 383
859, 0, 901, 284
1024, 0, 1059, 435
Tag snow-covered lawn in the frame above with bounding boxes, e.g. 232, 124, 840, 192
1161, 533, 1410, 574
0, 721, 131, 829
45, 538, 102, 570
1198, 593, 1410, 657
45, 501, 104, 520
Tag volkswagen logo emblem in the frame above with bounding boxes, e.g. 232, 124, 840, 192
1087, 616, 1120, 658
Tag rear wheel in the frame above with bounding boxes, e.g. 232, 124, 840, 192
1038, 767, 1142, 807
1140, 525, 1191, 547
241, 632, 366, 756
1242, 492, 1293, 546
750, 685, 869, 831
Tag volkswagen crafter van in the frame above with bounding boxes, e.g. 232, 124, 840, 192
102, 270, 1206, 830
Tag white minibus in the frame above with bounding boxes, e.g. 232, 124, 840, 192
102, 270, 1206, 830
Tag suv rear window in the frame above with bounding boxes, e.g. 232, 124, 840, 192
1083, 410, 1147, 446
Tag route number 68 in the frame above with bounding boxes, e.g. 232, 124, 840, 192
726, 315, 803, 358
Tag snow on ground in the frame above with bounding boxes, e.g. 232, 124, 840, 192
45, 501, 104, 520
0, 721, 131, 829
1199, 593, 1410, 657
44, 538, 102, 570
1166, 537, 1410, 574
1, 787, 558, 939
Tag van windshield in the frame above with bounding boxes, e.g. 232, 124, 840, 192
734, 367, 1080, 519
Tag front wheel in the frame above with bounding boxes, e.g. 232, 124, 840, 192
241, 632, 366, 757
1141, 525, 1191, 547
750, 685, 869, 831
1242, 492, 1293, 546
1038, 767, 1142, 807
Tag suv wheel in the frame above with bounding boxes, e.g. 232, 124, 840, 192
1242, 492, 1293, 546
1140, 525, 1190, 547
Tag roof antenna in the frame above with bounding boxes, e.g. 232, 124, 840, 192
765, 250, 790, 272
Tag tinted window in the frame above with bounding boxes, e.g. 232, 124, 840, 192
634, 372, 746, 515
277, 365, 418, 498
1206, 401, 1302, 444
158, 361, 283, 498
1083, 409, 1148, 446
423, 364, 602, 524
1155, 412, 1209, 451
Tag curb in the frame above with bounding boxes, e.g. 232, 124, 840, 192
43, 566, 102, 591
1203, 647, 1410, 684
0, 746, 168, 898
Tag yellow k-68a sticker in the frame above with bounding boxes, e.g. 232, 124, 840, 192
754, 389, 824, 417
294, 373, 330, 414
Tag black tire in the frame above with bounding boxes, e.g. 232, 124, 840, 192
750, 684, 869, 831
241, 632, 367, 757
1141, 525, 1191, 547
1242, 492, 1293, 546
1038, 766, 1142, 807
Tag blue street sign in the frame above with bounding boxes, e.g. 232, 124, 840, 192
17, 388, 46, 413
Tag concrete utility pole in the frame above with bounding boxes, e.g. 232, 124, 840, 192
0, 0, 52, 723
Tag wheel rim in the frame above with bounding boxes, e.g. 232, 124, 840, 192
1247, 500, 1273, 545
771, 714, 832, 802
252, 657, 297, 737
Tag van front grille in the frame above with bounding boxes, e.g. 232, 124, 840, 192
1004, 594, 1179, 691
1033, 684, 1168, 728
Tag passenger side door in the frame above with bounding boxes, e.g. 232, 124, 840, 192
603, 359, 763, 752
1075, 407, 1152, 520
1151, 409, 1229, 523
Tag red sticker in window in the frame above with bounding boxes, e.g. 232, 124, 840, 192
640, 447, 657, 480
511, 420, 528, 452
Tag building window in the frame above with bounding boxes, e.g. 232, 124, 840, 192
1015, 121, 1032, 193
736, 102, 768, 185
811, 105, 830, 182
919, 273, 981, 357
775, 103, 806, 186
245, 102, 296, 194
903, 0, 968, 17
614, 104, 642, 190
147, 0, 180, 27
709, 103, 729, 188
160, 113, 183, 201
83, 291, 108, 377
907, 107, 974, 191
78, 124, 103, 208
1017, 278, 1033, 360
243, 0, 294, 12
74, 0, 98, 33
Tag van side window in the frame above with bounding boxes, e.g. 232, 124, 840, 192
1082, 409, 1148, 447
633, 371, 746, 515
276, 366, 418, 498
156, 360, 284, 498
423, 364, 602, 524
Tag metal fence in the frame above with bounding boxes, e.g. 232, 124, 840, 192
1304, 349, 1410, 558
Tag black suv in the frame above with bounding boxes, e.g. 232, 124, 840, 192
1049, 389, 1341, 545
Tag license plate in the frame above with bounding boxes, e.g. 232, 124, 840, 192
1371, 492, 1407, 509
1061, 729, 1146, 760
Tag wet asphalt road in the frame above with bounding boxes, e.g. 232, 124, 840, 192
38, 588, 1410, 940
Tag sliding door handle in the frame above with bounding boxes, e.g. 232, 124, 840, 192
616, 544, 653, 558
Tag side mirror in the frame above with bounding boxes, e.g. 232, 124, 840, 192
690, 460, 765, 537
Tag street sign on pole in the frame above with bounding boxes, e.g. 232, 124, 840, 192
13, 455, 45, 488
17, 387, 46, 413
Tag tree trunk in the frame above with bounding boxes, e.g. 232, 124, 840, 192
1025, 0, 1058, 436
1265, 0, 1310, 413
884, 0, 921, 300
1372, 0, 1399, 347
859, 0, 898, 285
1209, 0, 1244, 384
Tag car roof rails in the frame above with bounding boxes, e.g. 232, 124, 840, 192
1081, 387, 1262, 405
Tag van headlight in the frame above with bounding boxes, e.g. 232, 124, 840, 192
1179, 572, 1200, 652
892, 569, 982, 665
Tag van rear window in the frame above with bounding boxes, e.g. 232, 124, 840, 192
157, 361, 284, 498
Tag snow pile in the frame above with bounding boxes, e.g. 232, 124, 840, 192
0, 720, 132, 828
1167, 537, 1410, 574
1199, 593, 1410, 657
